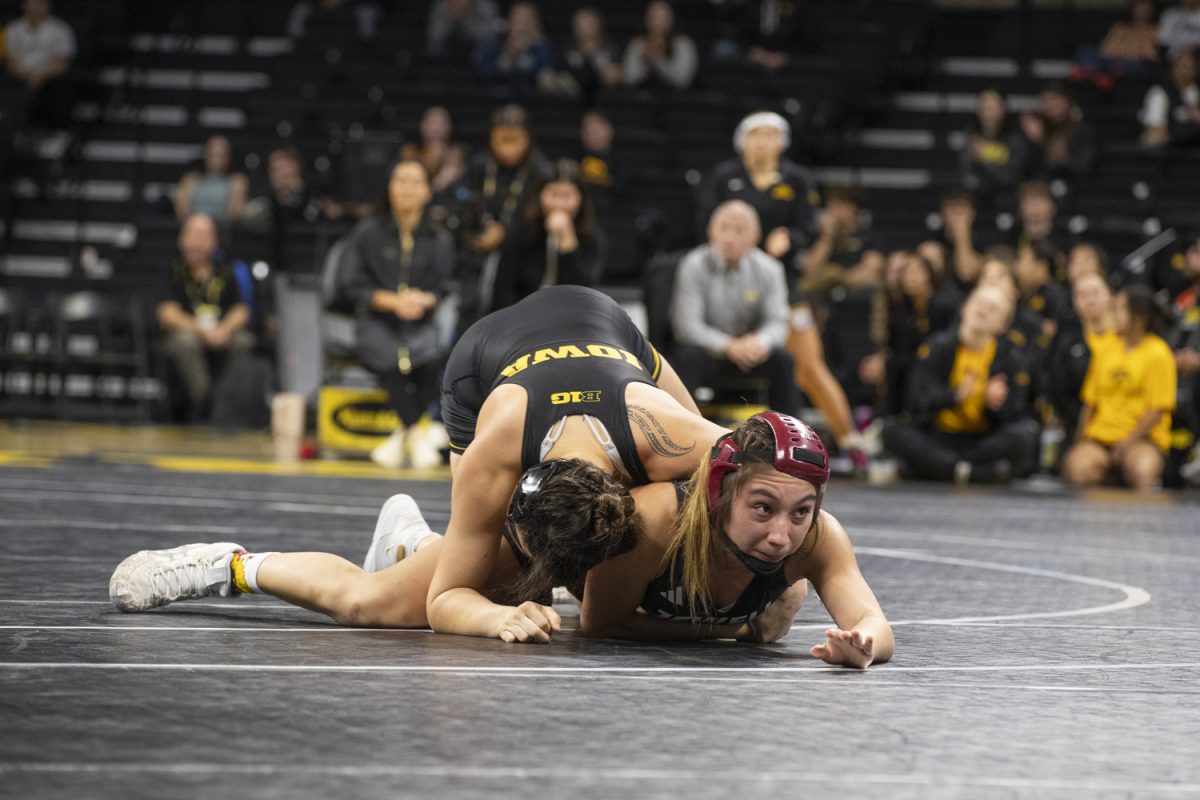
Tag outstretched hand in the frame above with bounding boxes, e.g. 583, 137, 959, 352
496, 601, 562, 644
810, 627, 875, 669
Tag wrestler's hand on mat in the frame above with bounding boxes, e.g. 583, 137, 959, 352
739, 581, 807, 643
496, 601, 562, 644
810, 627, 875, 669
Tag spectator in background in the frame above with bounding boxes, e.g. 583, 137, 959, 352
1168, 232, 1200, 468
1072, 0, 1159, 87
174, 135, 249, 224
341, 160, 455, 469
575, 110, 629, 209
963, 90, 1025, 209
401, 105, 467, 197
711, 0, 806, 72
1158, 0, 1200, 55
287, 0, 378, 43
262, 145, 321, 273
800, 186, 887, 291
157, 214, 254, 422
1141, 47, 1200, 148
883, 285, 1039, 484
492, 159, 604, 310
1047, 271, 1121, 441
1062, 284, 1177, 490
934, 188, 990, 289
1020, 82, 1098, 182
1075, 0, 1156, 88
3, 0, 75, 131
425, 0, 499, 61
1009, 181, 1071, 282
670, 200, 796, 412
562, 7, 623, 102
976, 247, 1048, 365
453, 103, 548, 324
697, 111, 820, 292
623, 1, 698, 92
1015, 238, 1070, 349
860, 251, 963, 417
477, 2, 557, 95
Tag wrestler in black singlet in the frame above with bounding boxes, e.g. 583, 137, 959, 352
639, 481, 793, 625
440, 286, 662, 483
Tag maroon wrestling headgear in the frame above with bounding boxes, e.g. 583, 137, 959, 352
705, 411, 830, 575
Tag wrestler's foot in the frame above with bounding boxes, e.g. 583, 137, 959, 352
109, 542, 244, 612
362, 494, 441, 572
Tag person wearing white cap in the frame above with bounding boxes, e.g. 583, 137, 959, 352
695, 110, 819, 294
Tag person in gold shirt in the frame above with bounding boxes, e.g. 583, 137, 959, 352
1047, 271, 1122, 440
882, 285, 1039, 484
1062, 284, 1177, 491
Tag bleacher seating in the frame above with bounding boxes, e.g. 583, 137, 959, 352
2, 0, 1195, 424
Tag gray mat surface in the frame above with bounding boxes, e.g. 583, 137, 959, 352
1, 462, 1198, 799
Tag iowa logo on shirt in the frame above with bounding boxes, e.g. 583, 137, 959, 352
551, 390, 602, 404
500, 343, 647, 378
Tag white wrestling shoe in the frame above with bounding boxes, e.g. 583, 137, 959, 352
406, 425, 443, 470
109, 542, 244, 612
362, 494, 440, 572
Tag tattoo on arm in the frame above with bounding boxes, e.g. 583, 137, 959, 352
629, 404, 695, 458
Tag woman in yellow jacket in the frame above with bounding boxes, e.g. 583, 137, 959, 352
1062, 284, 1177, 490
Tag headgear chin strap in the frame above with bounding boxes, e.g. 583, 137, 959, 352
706, 412, 830, 574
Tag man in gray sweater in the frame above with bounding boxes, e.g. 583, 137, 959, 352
670, 200, 797, 411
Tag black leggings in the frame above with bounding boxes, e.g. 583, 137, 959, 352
374, 361, 441, 427
883, 420, 1040, 480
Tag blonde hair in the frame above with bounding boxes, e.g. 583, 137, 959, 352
662, 418, 820, 617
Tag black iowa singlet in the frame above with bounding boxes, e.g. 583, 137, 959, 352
440, 286, 662, 483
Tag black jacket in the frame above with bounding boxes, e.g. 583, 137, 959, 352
340, 214, 455, 371
696, 157, 819, 258
906, 328, 1032, 430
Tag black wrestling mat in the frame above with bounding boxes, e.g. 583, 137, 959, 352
2, 461, 1198, 799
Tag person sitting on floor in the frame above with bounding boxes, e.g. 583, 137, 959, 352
882, 285, 1039, 484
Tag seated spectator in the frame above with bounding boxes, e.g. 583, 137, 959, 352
975, 247, 1048, 364
174, 135, 249, 223
800, 186, 887, 291
157, 214, 255, 422
669, 200, 796, 412
401, 105, 468, 197
453, 104, 549, 325
1062, 284, 1177, 490
562, 7, 623, 102
1019, 83, 1098, 182
575, 110, 629, 209
425, 0, 499, 61
1015, 238, 1070, 350
962, 90, 1026, 209
1072, 0, 1160, 86
477, 2, 557, 95
696, 111, 820, 291
1008, 181, 1071, 281
882, 285, 1039, 484
492, 159, 604, 310
711, 0, 805, 71
340, 160, 455, 469
1158, 0, 1200, 56
861, 251, 963, 417
1168, 233, 1200, 473
622, 1, 698, 92
1141, 47, 1200, 148
933, 187, 991, 289
1067, 241, 1111, 285
1047, 271, 1121, 441
3, 0, 75, 131
287, 0, 378, 43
